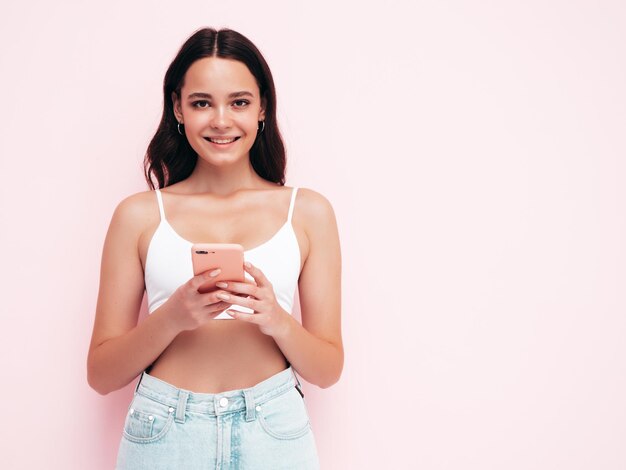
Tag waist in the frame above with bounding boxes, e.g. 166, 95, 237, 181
146, 321, 289, 392
135, 365, 297, 416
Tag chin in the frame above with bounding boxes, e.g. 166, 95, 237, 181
199, 153, 248, 165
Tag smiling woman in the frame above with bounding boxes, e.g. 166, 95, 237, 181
86, 27, 342, 470
171, 56, 266, 166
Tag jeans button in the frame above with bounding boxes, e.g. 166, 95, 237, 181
219, 397, 228, 407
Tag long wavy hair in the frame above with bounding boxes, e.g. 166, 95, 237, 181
143, 28, 287, 189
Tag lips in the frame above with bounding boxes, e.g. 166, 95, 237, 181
204, 136, 241, 144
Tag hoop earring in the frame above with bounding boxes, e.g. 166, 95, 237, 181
177, 122, 184, 135
258, 120, 265, 133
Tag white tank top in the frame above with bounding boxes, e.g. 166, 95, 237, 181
144, 187, 301, 319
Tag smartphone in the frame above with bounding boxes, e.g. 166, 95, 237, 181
191, 243, 245, 294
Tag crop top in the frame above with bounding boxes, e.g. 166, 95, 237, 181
144, 187, 301, 319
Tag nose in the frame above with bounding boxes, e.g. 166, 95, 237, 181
210, 104, 232, 129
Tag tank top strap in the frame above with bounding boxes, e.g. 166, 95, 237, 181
287, 187, 298, 223
155, 189, 166, 222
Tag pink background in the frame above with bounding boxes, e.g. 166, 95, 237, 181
1, 1, 625, 468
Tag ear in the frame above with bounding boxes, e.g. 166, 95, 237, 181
171, 91, 182, 122
259, 95, 267, 122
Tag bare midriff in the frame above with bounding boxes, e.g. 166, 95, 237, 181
146, 320, 289, 393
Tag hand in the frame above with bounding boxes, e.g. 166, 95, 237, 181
215, 261, 293, 338
162, 268, 236, 332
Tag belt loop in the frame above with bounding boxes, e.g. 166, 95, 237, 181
293, 370, 301, 388
243, 389, 256, 422
292, 370, 305, 399
287, 361, 305, 399
287, 361, 299, 387
134, 371, 144, 394
175, 390, 189, 424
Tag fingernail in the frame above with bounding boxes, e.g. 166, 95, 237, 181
217, 293, 230, 300
216, 282, 227, 288
210, 269, 221, 277
244, 261, 252, 268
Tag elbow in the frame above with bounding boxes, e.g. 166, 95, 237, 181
86, 357, 113, 396
319, 354, 344, 389
318, 371, 342, 389
90, 384, 111, 396
87, 367, 110, 396
319, 378, 338, 389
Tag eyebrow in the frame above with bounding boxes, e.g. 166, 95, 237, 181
187, 91, 254, 99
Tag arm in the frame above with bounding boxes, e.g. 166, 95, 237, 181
272, 188, 344, 389
86, 194, 179, 395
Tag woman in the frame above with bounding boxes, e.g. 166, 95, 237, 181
87, 27, 342, 469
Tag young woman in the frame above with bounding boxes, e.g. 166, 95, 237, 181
87, 27, 342, 469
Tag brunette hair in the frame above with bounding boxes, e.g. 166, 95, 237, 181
143, 28, 286, 189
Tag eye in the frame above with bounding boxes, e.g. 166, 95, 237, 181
191, 100, 209, 108
233, 100, 250, 108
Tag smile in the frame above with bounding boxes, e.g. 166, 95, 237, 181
204, 136, 241, 144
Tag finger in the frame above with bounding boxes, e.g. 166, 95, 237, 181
240, 271, 258, 287
200, 290, 233, 306
243, 261, 271, 288
192, 268, 221, 289
214, 280, 258, 297
216, 292, 259, 310
204, 301, 232, 314
225, 309, 258, 322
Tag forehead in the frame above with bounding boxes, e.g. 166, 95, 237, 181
182, 57, 259, 96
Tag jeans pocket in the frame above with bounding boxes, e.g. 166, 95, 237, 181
258, 386, 311, 440
122, 392, 176, 444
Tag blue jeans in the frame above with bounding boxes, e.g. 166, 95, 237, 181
115, 366, 320, 469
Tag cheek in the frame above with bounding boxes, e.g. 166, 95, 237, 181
242, 107, 262, 125
241, 117, 261, 134
182, 114, 204, 131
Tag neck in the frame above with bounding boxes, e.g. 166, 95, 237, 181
183, 155, 272, 196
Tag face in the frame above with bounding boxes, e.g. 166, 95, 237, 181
172, 57, 266, 165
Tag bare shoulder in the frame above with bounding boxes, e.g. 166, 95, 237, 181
108, 189, 158, 235
113, 189, 156, 219
294, 187, 338, 233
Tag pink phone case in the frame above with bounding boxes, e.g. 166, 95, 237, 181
191, 243, 245, 294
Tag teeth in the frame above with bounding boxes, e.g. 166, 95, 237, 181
209, 137, 238, 144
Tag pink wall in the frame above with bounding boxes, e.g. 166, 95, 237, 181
1, 1, 625, 468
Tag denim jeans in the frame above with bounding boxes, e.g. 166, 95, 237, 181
115, 366, 320, 469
